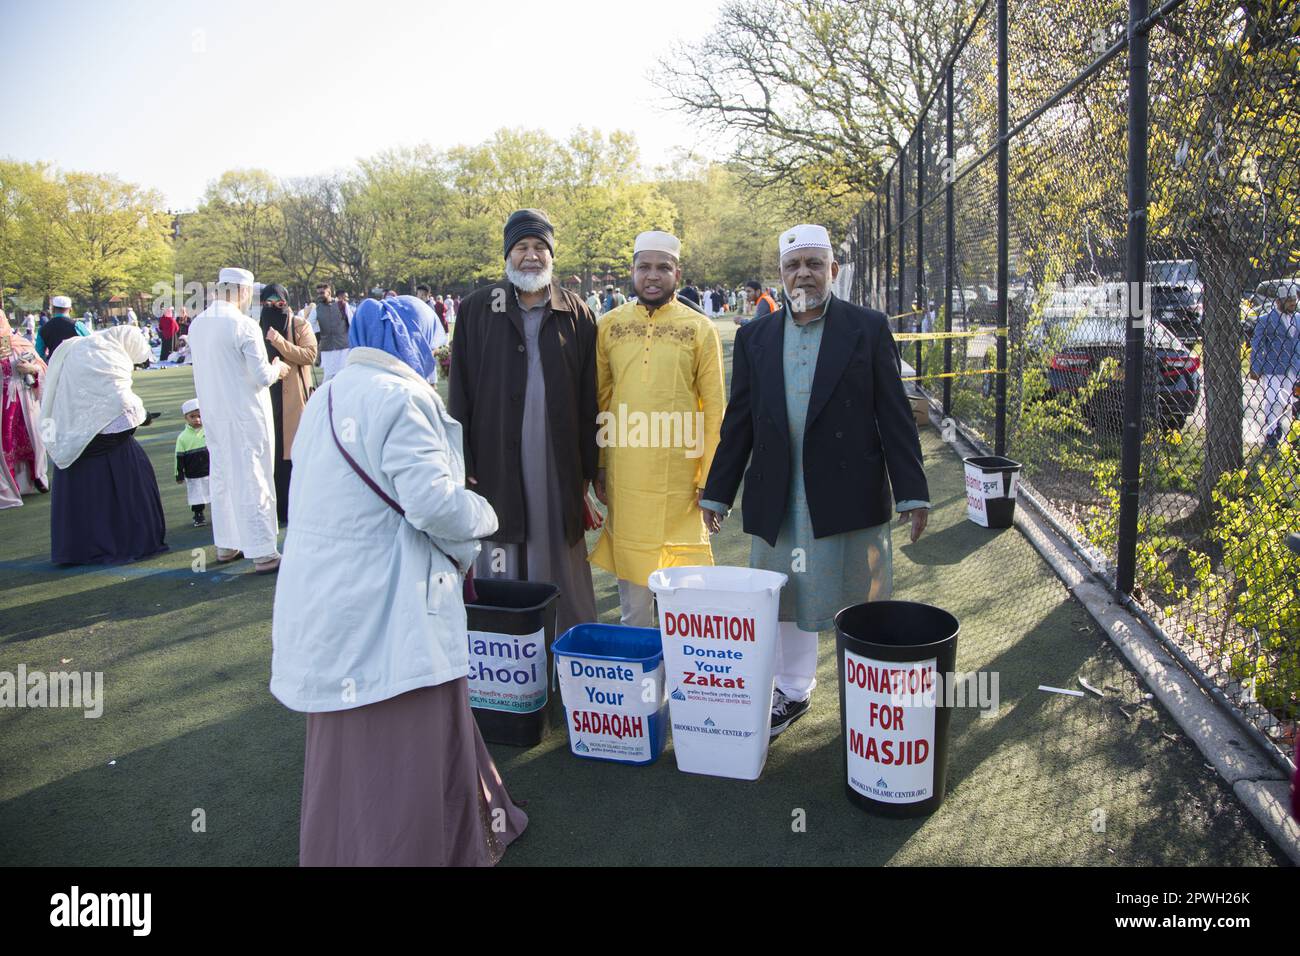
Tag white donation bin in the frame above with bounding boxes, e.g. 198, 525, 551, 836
647, 566, 788, 780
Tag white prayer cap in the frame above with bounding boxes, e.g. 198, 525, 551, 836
181, 398, 200, 416
51, 295, 72, 309
634, 230, 682, 259
778, 224, 833, 261
218, 267, 255, 286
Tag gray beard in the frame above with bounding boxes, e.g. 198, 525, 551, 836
786, 286, 829, 314
506, 262, 553, 293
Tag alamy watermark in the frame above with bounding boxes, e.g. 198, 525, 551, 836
596, 403, 706, 459
0, 665, 104, 718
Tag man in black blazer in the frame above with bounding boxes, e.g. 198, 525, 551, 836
700, 223, 930, 737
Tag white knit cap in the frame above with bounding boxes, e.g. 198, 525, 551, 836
181, 398, 200, 416
218, 267, 254, 286
51, 295, 72, 308
778, 224, 832, 261
1277, 281, 1299, 299
633, 230, 681, 259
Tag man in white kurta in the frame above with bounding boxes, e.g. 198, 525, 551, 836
188, 267, 289, 570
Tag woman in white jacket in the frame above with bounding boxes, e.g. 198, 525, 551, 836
271, 295, 528, 866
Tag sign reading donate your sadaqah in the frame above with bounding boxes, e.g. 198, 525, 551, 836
559, 656, 664, 761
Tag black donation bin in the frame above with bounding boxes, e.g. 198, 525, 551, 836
465, 578, 560, 746
835, 600, 960, 818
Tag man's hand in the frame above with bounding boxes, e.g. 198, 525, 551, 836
593, 468, 608, 505
276, 359, 291, 380
1249, 371, 1260, 381
697, 489, 723, 534
701, 507, 723, 534
899, 507, 929, 544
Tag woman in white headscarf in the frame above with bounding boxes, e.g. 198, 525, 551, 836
41, 326, 167, 565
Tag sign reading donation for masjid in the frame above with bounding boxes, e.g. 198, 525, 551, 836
842, 650, 937, 804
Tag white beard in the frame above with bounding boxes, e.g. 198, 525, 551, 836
506, 262, 553, 293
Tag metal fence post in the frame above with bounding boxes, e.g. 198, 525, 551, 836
898, 148, 907, 332
944, 61, 955, 416
868, 200, 878, 308
916, 115, 925, 376
885, 170, 893, 322
872, 198, 879, 309
995, 0, 1009, 457
1116, 0, 1150, 595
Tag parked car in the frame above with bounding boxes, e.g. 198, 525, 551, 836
948, 287, 978, 324
1151, 282, 1202, 332
968, 282, 1028, 326
1241, 277, 1300, 339
1148, 258, 1199, 284
1028, 312, 1201, 431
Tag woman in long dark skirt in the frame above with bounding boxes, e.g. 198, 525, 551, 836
40, 326, 167, 565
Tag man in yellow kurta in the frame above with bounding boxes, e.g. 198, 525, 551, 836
590, 231, 726, 626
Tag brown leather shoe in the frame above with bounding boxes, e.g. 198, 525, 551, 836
215, 548, 244, 564
252, 556, 281, 574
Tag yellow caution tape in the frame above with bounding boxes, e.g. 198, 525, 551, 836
901, 368, 1005, 382
894, 327, 1008, 342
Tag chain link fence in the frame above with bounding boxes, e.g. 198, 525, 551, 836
845, 0, 1298, 770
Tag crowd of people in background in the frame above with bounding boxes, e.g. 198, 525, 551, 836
4, 276, 786, 363
581, 279, 781, 322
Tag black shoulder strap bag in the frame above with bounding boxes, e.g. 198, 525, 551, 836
326, 384, 478, 603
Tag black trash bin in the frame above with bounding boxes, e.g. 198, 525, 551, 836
835, 600, 960, 818
465, 578, 560, 746
962, 455, 1023, 529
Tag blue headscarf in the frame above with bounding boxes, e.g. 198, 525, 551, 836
349, 295, 440, 381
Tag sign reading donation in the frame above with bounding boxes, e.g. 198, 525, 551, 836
842, 650, 937, 804
660, 606, 764, 739
467, 627, 547, 714
558, 654, 665, 762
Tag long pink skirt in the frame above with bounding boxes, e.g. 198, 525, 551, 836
299, 679, 529, 867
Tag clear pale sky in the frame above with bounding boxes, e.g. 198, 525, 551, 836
0, 0, 725, 209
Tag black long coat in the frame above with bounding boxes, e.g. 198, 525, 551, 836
448, 281, 598, 546
702, 296, 930, 546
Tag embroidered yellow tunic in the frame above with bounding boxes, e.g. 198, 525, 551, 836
589, 299, 726, 586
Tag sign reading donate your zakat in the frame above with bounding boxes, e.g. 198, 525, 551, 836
843, 650, 937, 803
661, 607, 760, 703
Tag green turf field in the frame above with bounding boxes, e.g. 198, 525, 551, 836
0, 321, 1286, 865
